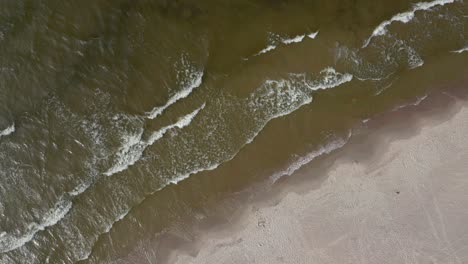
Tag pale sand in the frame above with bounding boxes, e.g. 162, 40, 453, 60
167, 94, 468, 264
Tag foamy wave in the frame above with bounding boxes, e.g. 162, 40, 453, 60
452, 46, 468, 53
254, 31, 319, 56
307, 68, 354, 91
407, 46, 425, 69
281, 31, 319, 44
271, 135, 350, 182
363, 0, 457, 48
81, 67, 354, 261
282, 34, 305, 44
104, 128, 145, 176
0, 200, 72, 253
255, 45, 277, 56
147, 103, 205, 145
0, 123, 15, 138
105, 104, 205, 177
68, 181, 93, 196
164, 68, 353, 185
307, 31, 319, 39
147, 70, 203, 119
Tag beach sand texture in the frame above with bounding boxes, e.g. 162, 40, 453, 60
168, 95, 468, 264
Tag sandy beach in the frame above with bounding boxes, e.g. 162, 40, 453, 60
155, 88, 468, 264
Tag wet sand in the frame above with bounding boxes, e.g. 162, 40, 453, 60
152, 86, 468, 264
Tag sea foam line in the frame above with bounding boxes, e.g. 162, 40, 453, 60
271, 134, 351, 183
363, 0, 457, 48
0, 123, 15, 138
105, 103, 205, 176
147, 70, 204, 119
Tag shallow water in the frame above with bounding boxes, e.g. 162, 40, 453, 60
0, 0, 467, 263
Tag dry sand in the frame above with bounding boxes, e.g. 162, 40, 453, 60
164, 91, 468, 264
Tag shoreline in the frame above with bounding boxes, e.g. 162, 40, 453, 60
118, 79, 468, 263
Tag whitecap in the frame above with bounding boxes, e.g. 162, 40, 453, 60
254, 31, 318, 57
363, 0, 457, 48
0, 123, 15, 138
105, 103, 205, 177
306, 68, 354, 91
68, 181, 93, 196
254, 45, 277, 56
0, 200, 72, 253
189, 69, 353, 182
307, 31, 319, 39
281, 34, 305, 45
451, 46, 468, 53
147, 70, 204, 120
147, 103, 205, 145
104, 128, 145, 176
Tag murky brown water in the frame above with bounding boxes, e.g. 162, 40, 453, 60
0, 0, 467, 263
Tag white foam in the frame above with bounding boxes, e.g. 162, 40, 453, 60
254, 45, 277, 56
0, 200, 72, 253
271, 136, 350, 182
82, 68, 355, 261
452, 46, 468, 53
147, 103, 205, 145
254, 31, 318, 57
407, 47, 425, 69
0, 123, 15, 138
68, 181, 92, 196
147, 70, 203, 119
363, 0, 457, 48
147, 68, 352, 189
281, 34, 305, 45
105, 104, 205, 177
307, 31, 319, 39
104, 128, 145, 176
306, 68, 354, 91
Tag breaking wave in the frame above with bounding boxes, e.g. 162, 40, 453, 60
363, 0, 457, 48
0, 200, 72, 253
0, 123, 15, 138
254, 31, 319, 56
452, 46, 468, 53
105, 103, 206, 176
147, 70, 203, 119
